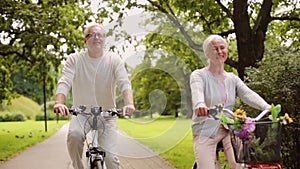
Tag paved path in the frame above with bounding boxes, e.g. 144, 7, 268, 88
0, 123, 176, 169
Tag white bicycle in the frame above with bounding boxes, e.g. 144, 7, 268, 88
70, 105, 122, 169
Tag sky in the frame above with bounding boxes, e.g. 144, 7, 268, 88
89, 0, 154, 68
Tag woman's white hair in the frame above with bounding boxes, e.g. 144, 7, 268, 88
203, 34, 228, 57
83, 22, 106, 37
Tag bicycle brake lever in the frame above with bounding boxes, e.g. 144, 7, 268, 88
69, 109, 78, 116
107, 110, 121, 117
208, 109, 219, 120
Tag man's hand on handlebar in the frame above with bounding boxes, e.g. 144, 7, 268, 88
123, 104, 135, 116
54, 103, 70, 116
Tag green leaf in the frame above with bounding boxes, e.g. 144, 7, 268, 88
220, 111, 234, 125
234, 119, 242, 129
270, 104, 281, 120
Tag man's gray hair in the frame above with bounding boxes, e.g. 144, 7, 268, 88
83, 22, 106, 37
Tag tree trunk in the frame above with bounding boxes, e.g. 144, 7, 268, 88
233, 0, 273, 80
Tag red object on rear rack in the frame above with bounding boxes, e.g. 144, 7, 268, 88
247, 163, 282, 169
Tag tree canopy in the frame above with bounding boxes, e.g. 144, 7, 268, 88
98, 0, 299, 78
0, 0, 94, 103
1, 0, 299, 111
94, 0, 299, 117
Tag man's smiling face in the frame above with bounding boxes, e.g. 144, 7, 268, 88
85, 26, 106, 51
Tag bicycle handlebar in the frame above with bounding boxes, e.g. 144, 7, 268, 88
208, 105, 270, 122
69, 105, 122, 118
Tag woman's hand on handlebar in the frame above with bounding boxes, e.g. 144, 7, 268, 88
54, 103, 70, 116
195, 106, 208, 117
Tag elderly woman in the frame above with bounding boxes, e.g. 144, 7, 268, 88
190, 35, 271, 168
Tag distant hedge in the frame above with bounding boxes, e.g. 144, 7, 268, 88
35, 112, 69, 121
0, 112, 26, 122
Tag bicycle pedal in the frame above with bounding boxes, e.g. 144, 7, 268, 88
99, 151, 105, 157
86, 151, 91, 157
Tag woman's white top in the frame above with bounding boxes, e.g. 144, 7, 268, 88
190, 67, 270, 138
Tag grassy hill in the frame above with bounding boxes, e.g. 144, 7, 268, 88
0, 95, 42, 120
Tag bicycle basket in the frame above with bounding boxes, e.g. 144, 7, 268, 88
231, 121, 282, 163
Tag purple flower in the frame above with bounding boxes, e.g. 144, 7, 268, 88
236, 130, 248, 139
236, 130, 253, 143
235, 117, 256, 143
242, 117, 256, 133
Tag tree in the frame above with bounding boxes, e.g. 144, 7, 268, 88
97, 0, 299, 79
94, 0, 299, 118
131, 54, 182, 117
0, 0, 94, 103
244, 47, 300, 168
11, 68, 44, 104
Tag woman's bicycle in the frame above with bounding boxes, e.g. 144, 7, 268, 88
69, 105, 122, 169
192, 105, 283, 169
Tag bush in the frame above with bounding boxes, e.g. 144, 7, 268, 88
14, 113, 26, 121
0, 112, 26, 122
35, 111, 69, 121
244, 48, 300, 169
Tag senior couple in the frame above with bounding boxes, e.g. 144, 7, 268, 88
54, 22, 271, 169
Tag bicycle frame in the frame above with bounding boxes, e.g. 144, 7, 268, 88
70, 106, 120, 169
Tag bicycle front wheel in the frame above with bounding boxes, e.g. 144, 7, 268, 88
91, 159, 103, 169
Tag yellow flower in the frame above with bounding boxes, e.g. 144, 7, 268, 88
234, 109, 247, 122
278, 113, 293, 125
284, 113, 293, 123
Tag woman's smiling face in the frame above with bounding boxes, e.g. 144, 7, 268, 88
207, 39, 228, 64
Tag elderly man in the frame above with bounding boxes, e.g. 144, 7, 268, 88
54, 22, 135, 169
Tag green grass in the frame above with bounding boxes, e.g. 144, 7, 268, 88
117, 116, 195, 169
0, 96, 69, 165
0, 120, 68, 164
118, 116, 230, 169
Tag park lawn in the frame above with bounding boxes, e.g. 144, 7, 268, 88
117, 116, 196, 169
0, 120, 69, 164
117, 116, 230, 169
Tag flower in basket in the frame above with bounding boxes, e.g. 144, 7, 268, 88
221, 104, 294, 163
233, 109, 256, 143
237, 117, 256, 142
280, 113, 293, 125
268, 104, 293, 125
233, 109, 246, 129
221, 104, 294, 143
220, 108, 256, 143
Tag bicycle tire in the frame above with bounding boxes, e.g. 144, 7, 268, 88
192, 162, 197, 169
91, 159, 103, 169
